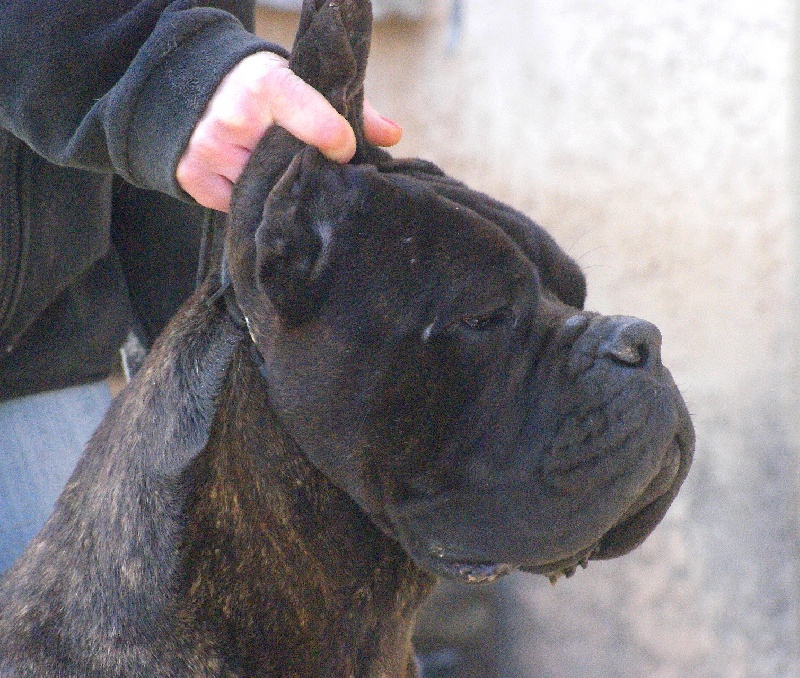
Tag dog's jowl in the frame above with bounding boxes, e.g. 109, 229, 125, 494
0, 1, 694, 676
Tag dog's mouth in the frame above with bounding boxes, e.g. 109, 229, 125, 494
517, 543, 599, 584
420, 543, 600, 585
433, 561, 516, 585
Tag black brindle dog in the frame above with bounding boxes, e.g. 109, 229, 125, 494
0, 1, 694, 675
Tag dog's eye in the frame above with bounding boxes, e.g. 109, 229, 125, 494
461, 307, 512, 331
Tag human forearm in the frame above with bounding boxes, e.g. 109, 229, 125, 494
0, 0, 285, 198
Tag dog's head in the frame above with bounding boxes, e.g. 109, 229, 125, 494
223, 0, 693, 583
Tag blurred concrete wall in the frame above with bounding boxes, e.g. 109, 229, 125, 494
257, 1, 800, 675
257, 0, 433, 21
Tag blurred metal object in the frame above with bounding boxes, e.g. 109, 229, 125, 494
119, 330, 147, 382
446, 0, 463, 50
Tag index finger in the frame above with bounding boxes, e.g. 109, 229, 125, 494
262, 66, 357, 163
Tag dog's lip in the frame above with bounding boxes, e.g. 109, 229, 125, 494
428, 551, 597, 585
519, 543, 598, 584
424, 542, 600, 585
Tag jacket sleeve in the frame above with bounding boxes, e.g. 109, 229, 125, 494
0, 0, 289, 200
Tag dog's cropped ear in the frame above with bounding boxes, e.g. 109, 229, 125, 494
254, 148, 357, 325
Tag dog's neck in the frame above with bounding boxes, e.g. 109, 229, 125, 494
179, 343, 435, 676
0, 290, 433, 675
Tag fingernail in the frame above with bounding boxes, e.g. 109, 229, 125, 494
380, 115, 402, 131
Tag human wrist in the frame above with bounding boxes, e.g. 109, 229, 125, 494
118, 11, 287, 200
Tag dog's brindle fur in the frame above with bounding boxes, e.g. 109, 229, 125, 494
0, 282, 430, 675
0, 1, 693, 675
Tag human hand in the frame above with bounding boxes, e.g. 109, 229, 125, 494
176, 51, 402, 212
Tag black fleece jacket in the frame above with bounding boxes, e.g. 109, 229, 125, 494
0, 0, 288, 400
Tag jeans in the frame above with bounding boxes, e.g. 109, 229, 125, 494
0, 381, 111, 573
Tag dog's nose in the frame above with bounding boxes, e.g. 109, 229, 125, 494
599, 317, 662, 371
